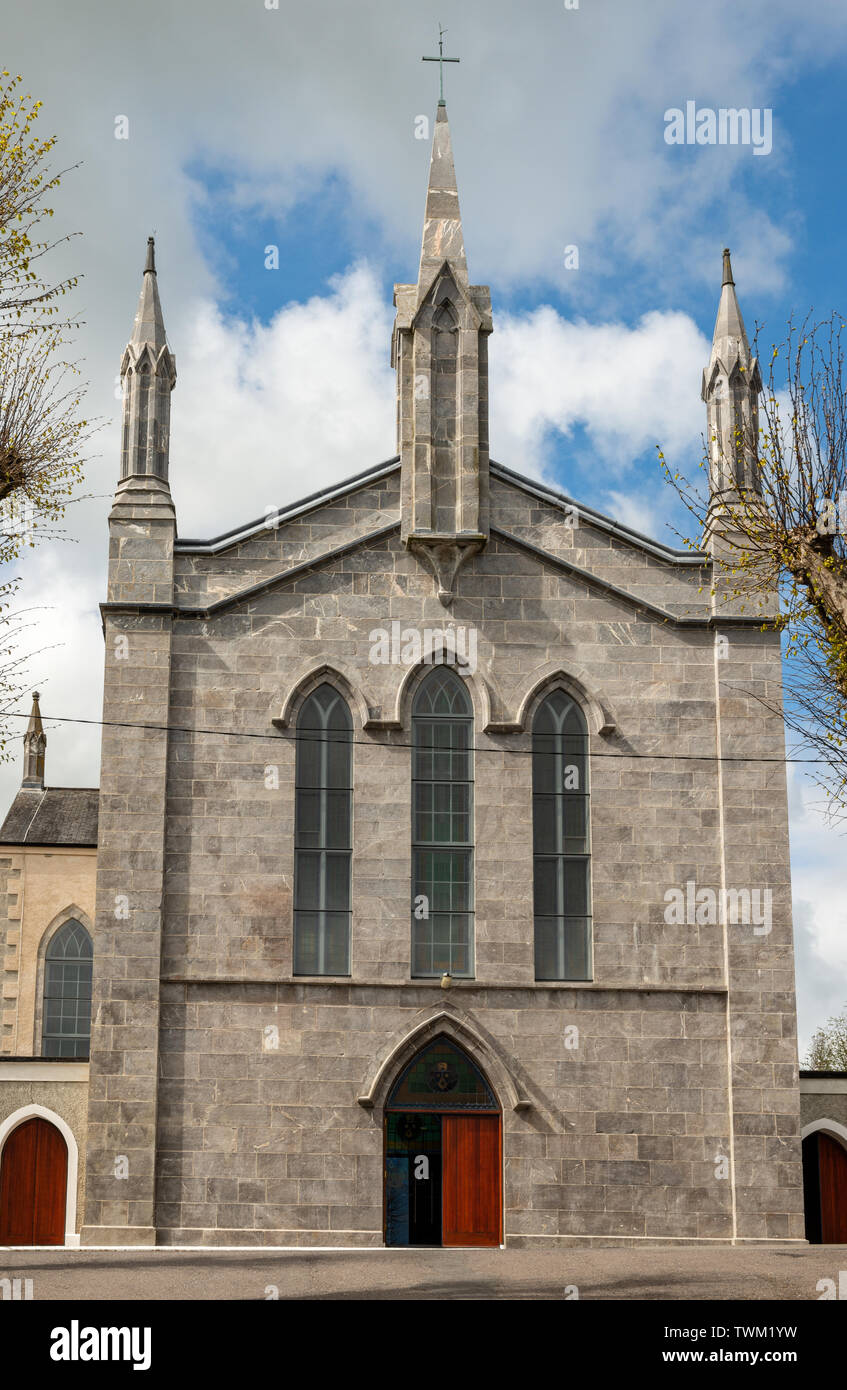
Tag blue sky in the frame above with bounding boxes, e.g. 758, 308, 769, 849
2, 0, 847, 1051
178, 35, 847, 552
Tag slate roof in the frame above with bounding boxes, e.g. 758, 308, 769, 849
0, 787, 99, 847
172, 455, 707, 563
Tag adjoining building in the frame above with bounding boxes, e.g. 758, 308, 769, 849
0, 695, 96, 1245
799, 1071, 847, 1243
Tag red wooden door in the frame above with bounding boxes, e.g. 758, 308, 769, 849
442, 1114, 501, 1247
819, 1133, 847, 1244
0, 1118, 67, 1245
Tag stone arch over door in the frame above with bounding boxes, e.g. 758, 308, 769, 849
357, 1007, 528, 1113
0, 1105, 79, 1246
801, 1120, 847, 1244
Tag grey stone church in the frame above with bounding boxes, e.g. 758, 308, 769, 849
18, 102, 811, 1248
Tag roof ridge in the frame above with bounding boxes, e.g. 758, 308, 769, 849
175, 456, 401, 553
489, 461, 707, 563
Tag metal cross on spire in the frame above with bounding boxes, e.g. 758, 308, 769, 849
422, 24, 459, 105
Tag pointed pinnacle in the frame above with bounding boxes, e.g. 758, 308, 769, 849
418, 102, 468, 296
722, 247, 734, 287
26, 690, 43, 736
706, 244, 756, 391
130, 237, 168, 351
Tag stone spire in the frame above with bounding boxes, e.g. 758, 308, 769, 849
702, 248, 762, 500
118, 237, 177, 482
417, 103, 468, 302
108, 237, 176, 607
22, 690, 45, 790
392, 105, 493, 605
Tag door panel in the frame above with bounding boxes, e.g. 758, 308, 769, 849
0, 1118, 38, 1244
819, 1133, 847, 1244
385, 1112, 442, 1247
442, 1113, 501, 1247
802, 1133, 822, 1243
409, 1152, 441, 1247
0, 1117, 67, 1246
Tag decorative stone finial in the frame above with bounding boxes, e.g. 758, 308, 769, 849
722, 247, 734, 287
22, 690, 46, 790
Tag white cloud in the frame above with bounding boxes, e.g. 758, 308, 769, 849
787, 766, 847, 1055
490, 307, 708, 481
602, 487, 676, 541
171, 264, 396, 534
0, 549, 103, 814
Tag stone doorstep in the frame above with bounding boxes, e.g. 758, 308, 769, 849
63, 1231, 811, 1251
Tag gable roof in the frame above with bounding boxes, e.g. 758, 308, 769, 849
0, 787, 99, 847
490, 462, 707, 564
174, 457, 402, 555
171, 454, 707, 565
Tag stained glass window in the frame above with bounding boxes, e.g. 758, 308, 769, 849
532, 691, 592, 980
412, 668, 474, 977
386, 1038, 496, 1110
294, 684, 352, 975
42, 920, 93, 1058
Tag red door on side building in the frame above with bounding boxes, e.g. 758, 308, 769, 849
0, 1117, 67, 1246
818, 1133, 847, 1244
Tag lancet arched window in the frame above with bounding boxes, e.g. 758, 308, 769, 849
412, 668, 473, 978
386, 1037, 496, 1111
532, 692, 592, 980
431, 297, 459, 531
294, 684, 352, 976
42, 920, 93, 1058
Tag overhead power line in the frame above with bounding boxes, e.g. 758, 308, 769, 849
2, 707, 841, 767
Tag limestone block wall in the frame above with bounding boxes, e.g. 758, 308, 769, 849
150, 984, 774, 1246
83, 610, 173, 1243
82, 473, 804, 1245
0, 854, 22, 1054
173, 469, 402, 608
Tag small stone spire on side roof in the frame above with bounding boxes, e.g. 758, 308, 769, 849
22, 690, 46, 790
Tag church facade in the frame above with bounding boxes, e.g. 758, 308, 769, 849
3, 103, 811, 1248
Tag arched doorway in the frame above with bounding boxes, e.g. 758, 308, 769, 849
802, 1126, 847, 1243
0, 1116, 68, 1245
384, 1036, 502, 1247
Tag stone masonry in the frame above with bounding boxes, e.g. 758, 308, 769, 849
79, 103, 804, 1247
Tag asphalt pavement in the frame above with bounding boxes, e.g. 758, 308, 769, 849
2, 1243, 846, 1300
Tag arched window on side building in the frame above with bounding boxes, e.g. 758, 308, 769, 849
42, 920, 93, 1058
